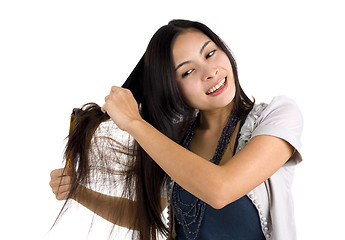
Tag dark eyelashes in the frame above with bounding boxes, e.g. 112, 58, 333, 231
206, 49, 216, 59
181, 49, 217, 78
182, 69, 193, 78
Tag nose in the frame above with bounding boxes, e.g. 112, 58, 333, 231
203, 66, 219, 81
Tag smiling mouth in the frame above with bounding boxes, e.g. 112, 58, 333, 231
206, 78, 227, 95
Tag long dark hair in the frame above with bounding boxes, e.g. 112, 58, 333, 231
55, 19, 254, 240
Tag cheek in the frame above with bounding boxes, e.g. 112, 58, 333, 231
222, 55, 233, 72
227, 77, 236, 96
177, 81, 198, 106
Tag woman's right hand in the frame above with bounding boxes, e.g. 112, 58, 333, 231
49, 168, 74, 200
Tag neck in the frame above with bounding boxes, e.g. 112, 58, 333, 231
198, 102, 234, 132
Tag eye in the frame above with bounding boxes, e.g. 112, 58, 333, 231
182, 69, 193, 78
206, 50, 216, 59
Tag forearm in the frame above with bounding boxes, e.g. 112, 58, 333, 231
72, 185, 138, 230
100, 87, 220, 205
102, 87, 295, 210
128, 119, 222, 207
127, 119, 294, 210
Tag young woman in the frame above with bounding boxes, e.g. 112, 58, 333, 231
50, 19, 303, 240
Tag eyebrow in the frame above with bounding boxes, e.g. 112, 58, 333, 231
175, 40, 211, 71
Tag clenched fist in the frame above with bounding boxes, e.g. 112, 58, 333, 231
49, 168, 74, 200
101, 86, 142, 132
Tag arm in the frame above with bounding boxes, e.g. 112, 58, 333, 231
102, 87, 297, 210
49, 168, 167, 230
128, 120, 293, 209
73, 185, 167, 230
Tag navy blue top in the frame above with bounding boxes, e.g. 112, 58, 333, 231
175, 117, 265, 240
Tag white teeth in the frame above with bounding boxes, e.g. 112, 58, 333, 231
207, 78, 226, 94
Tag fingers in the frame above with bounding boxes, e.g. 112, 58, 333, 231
50, 168, 73, 178
101, 98, 108, 113
102, 86, 133, 108
101, 104, 107, 113
101, 93, 112, 113
49, 168, 74, 200
51, 184, 70, 200
105, 86, 131, 102
50, 175, 72, 187
55, 191, 70, 201
110, 85, 121, 93
101, 86, 140, 131
101, 86, 121, 113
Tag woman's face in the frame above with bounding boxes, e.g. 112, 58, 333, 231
172, 29, 236, 111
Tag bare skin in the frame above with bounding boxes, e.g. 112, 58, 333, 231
50, 29, 294, 228
101, 30, 294, 209
49, 168, 167, 230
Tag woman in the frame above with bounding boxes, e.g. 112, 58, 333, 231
50, 19, 303, 240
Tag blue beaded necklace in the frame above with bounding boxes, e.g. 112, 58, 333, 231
172, 111, 240, 240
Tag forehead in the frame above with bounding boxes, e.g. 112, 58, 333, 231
172, 29, 212, 61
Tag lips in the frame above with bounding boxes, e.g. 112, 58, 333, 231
206, 78, 227, 95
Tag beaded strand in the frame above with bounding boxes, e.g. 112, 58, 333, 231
172, 111, 239, 240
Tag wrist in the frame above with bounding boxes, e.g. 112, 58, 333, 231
71, 184, 85, 202
126, 118, 147, 137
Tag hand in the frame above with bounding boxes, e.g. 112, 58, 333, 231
101, 86, 142, 132
49, 168, 74, 200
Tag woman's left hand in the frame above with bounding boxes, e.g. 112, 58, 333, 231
101, 86, 142, 132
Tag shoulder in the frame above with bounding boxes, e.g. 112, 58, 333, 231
238, 95, 304, 153
251, 95, 303, 154
255, 95, 303, 130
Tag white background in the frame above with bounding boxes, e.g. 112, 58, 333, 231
1, 0, 344, 239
